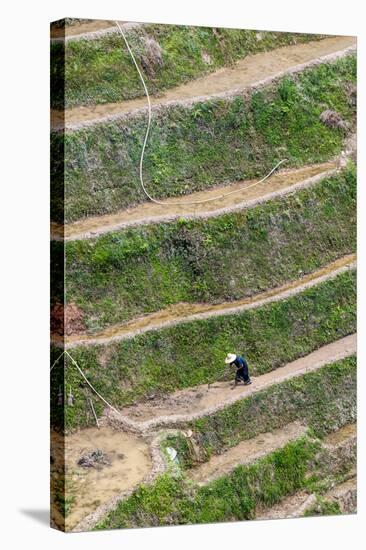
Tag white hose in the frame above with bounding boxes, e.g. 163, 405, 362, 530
115, 21, 287, 206
50, 26, 289, 425
65, 351, 122, 416
50, 350, 122, 418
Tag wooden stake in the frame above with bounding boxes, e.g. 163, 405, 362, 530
89, 398, 100, 429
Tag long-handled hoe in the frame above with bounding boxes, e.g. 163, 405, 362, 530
208, 366, 232, 389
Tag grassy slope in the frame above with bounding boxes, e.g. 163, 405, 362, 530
52, 55, 356, 222
95, 357, 356, 529
62, 165, 356, 330
51, 26, 324, 109
97, 436, 320, 529
52, 271, 356, 431
188, 357, 356, 458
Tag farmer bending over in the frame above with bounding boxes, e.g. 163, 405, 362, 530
225, 353, 252, 387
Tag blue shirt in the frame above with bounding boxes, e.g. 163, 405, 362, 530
233, 355, 247, 369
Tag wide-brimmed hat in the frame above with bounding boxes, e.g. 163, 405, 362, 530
225, 353, 237, 364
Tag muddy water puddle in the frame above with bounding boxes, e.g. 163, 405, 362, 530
51, 426, 151, 530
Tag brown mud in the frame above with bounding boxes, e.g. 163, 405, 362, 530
71, 428, 174, 532
60, 426, 151, 531
51, 36, 356, 128
51, 162, 336, 241
50, 20, 116, 39
257, 492, 317, 520
324, 423, 357, 446
58, 254, 356, 347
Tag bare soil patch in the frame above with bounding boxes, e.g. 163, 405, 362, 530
51, 302, 86, 336
61, 426, 151, 530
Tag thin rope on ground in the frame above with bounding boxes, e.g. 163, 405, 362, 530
65, 351, 121, 416
114, 21, 287, 206
50, 350, 66, 372
50, 350, 124, 421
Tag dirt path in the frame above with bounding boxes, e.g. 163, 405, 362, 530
60, 254, 356, 348
259, 474, 357, 520
323, 422, 356, 446
52, 163, 336, 241
325, 476, 357, 513
51, 36, 356, 129
257, 492, 317, 520
109, 334, 356, 433
188, 422, 307, 484
51, 20, 116, 39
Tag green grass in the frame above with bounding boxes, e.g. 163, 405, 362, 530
95, 399, 356, 531
51, 25, 324, 109
186, 357, 356, 460
51, 277, 356, 432
303, 484, 357, 517
304, 497, 342, 516
60, 164, 356, 329
51, 54, 356, 222
96, 436, 318, 529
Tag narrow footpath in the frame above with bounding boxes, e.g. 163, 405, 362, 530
58, 254, 356, 348
52, 162, 336, 241
188, 422, 307, 484
51, 36, 356, 129
109, 334, 356, 433
51, 19, 116, 39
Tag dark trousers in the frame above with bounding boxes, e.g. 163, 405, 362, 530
235, 364, 250, 383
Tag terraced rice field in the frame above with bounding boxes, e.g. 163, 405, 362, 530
50, 19, 357, 531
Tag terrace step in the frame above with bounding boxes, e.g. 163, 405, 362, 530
52, 36, 356, 129
188, 421, 307, 485
51, 162, 337, 241
108, 334, 356, 433
57, 254, 356, 348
